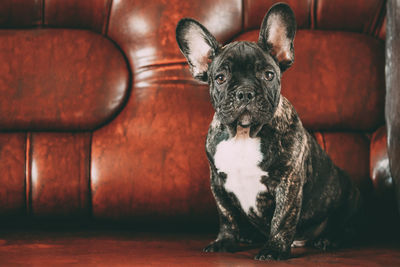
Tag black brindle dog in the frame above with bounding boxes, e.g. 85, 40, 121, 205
176, 3, 361, 261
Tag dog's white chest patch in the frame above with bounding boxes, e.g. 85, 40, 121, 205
214, 135, 268, 213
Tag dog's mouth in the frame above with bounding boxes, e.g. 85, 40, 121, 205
237, 111, 252, 128
226, 111, 263, 138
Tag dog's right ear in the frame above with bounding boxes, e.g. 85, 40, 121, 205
176, 18, 219, 82
258, 3, 296, 72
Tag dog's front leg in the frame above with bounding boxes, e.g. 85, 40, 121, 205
204, 169, 241, 253
255, 171, 303, 260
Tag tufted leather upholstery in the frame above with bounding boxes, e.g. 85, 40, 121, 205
0, 30, 129, 130
0, 0, 394, 227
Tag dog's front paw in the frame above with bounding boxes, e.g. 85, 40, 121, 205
254, 247, 290, 261
203, 238, 238, 253
313, 237, 339, 251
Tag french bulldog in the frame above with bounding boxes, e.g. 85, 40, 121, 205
176, 3, 361, 261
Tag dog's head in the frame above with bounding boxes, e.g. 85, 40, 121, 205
176, 3, 296, 137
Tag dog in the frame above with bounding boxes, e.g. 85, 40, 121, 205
176, 3, 361, 261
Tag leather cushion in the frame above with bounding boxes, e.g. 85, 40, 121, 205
0, 29, 130, 131
316, 0, 385, 33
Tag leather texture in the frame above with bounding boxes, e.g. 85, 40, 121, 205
44, 0, 111, 34
29, 133, 91, 218
91, 82, 216, 222
0, 0, 42, 27
0, 29, 129, 131
244, 0, 312, 30
0, 133, 26, 216
0, 0, 394, 223
107, 0, 242, 71
316, 0, 385, 34
0, 0, 113, 33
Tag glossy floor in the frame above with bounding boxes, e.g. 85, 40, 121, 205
0, 230, 399, 266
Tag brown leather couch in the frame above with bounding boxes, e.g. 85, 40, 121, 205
0, 0, 399, 266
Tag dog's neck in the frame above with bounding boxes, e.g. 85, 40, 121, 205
235, 125, 250, 139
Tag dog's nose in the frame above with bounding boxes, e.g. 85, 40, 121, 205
236, 89, 255, 103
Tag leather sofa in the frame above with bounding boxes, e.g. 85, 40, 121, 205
0, 0, 399, 265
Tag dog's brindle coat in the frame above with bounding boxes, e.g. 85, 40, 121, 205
176, 3, 361, 261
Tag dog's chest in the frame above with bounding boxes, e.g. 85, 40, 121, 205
214, 136, 268, 213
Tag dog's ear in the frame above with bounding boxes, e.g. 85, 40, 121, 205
176, 18, 219, 82
258, 3, 296, 72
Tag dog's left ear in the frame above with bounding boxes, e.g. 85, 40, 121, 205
258, 3, 296, 72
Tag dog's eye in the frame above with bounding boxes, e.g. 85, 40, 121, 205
215, 74, 226, 85
264, 71, 275, 81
